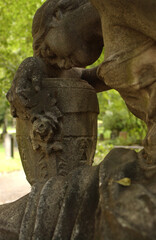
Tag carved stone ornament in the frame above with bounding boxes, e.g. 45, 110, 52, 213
15, 78, 99, 184
1, 0, 156, 239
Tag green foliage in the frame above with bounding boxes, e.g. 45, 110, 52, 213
0, 97, 8, 125
0, 0, 44, 96
0, 143, 22, 172
97, 90, 146, 143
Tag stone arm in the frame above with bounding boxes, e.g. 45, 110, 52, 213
60, 66, 111, 92
81, 66, 111, 92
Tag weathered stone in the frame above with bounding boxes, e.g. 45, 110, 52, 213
1, 0, 156, 239
95, 148, 156, 240
0, 195, 28, 240
15, 78, 99, 184
91, 0, 156, 163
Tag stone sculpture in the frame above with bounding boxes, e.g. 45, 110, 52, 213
0, 0, 156, 239
91, 0, 156, 165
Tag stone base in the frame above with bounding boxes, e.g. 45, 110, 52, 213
0, 149, 156, 240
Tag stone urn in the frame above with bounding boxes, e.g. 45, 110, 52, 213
16, 78, 99, 184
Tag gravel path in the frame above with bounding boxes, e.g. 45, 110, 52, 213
0, 171, 31, 204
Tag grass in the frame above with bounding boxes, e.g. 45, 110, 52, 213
0, 143, 22, 173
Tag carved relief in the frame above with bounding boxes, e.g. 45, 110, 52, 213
14, 78, 99, 184
30, 108, 63, 180
17, 136, 33, 183
30, 109, 62, 152
79, 138, 94, 165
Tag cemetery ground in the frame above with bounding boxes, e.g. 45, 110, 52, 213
0, 170, 30, 204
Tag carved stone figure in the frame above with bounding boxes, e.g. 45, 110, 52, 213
90, 0, 156, 165
1, 0, 156, 239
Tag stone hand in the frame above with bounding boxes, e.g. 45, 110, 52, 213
81, 67, 111, 92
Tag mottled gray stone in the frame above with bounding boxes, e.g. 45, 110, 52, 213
95, 148, 156, 240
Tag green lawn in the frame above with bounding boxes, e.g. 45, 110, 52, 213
0, 143, 23, 173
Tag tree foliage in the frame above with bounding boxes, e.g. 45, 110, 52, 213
97, 90, 146, 142
0, 0, 44, 96
0, 0, 44, 128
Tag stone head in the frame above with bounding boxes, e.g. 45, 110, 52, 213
32, 0, 103, 69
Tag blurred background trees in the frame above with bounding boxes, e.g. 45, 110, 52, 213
0, 0, 44, 134
0, 0, 44, 96
97, 90, 146, 143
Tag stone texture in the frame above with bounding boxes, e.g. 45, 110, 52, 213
15, 78, 99, 184
0, 195, 28, 240
91, 0, 156, 163
95, 148, 156, 240
1, 0, 156, 239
